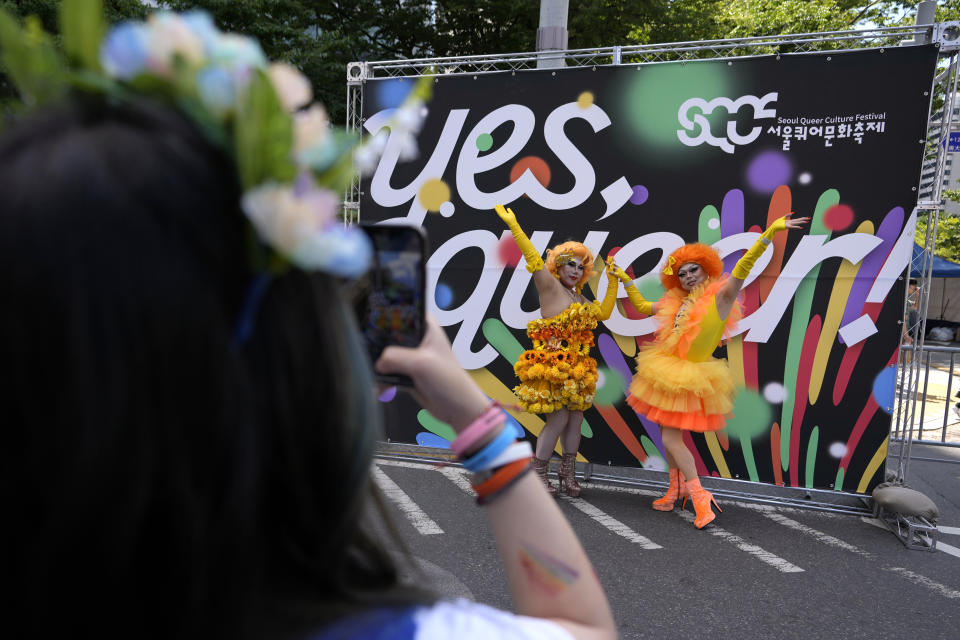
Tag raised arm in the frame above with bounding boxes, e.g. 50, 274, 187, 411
604, 257, 656, 317
494, 204, 558, 297
716, 213, 809, 319
376, 317, 617, 640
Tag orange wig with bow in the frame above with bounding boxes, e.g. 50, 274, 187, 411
660, 243, 723, 291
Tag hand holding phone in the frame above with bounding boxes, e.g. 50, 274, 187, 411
353, 223, 427, 386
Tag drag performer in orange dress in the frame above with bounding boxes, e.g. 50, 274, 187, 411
625, 214, 809, 527
495, 204, 643, 497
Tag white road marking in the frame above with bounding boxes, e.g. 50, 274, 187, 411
676, 511, 804, 573
885, 567, 960, 599
939, 525, 960, 536
758, 509, 873, 557
438, 466, 475, 494
932, 539, 960, 559
372, 466, 444, 535
567, 498, 663, 550
577, 481, 840, 518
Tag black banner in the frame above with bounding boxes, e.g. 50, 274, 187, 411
360, 45, 938, 493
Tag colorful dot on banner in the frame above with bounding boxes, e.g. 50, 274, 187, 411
435, 283, 454, 309
762, 381, 787, 404
439, 201, 455, 217
376, 78, 413, 110
378, 386, 397, 402
872, 365, 897, 414
476, 133, 493, 152
746, 150, 792, 193
416, 432, 452, 449
593, 366, 627, 406
723, 388, 773, 440
629, 185, 649, 205
642, 454, 667, 471
798, 172, 813, 185
637, 276, 665, 303
706, 217, 720, 230
824, 204, 854, 231
418, 178, 450, 212
828, 441, 847, 459
577, 92, 594, 108
498, 234, 522, 267
510, 156, 551, 191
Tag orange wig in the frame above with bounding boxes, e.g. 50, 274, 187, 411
546, 241, 596, 292
660, 243, 723, 290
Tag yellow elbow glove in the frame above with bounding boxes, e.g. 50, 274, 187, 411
598, 271, 619, 320
624, 284, 654, 315
495, 204, 543, 273
731, 215, 788, 280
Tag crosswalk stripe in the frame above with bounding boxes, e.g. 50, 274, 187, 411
373, 466, 444, 535
759, 509, 872, 557
939, 525, 960, 536
676, 511, 804, 573
885, 568, 960, 599
567, 498, 663, 550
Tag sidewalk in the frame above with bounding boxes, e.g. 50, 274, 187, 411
896, 340, 960, 444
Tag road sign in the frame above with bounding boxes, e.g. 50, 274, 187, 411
947, 131, 960, 152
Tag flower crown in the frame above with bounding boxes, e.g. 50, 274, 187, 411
0, 0, 428, 278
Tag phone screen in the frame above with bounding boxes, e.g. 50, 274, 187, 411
354, 224, 426, 382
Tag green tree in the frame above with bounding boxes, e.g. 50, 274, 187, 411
916, 215, 960, 262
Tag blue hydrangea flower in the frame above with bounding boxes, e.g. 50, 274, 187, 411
196, 65, 236, 116
180, 10, 220, 52
100, 22, 149, 80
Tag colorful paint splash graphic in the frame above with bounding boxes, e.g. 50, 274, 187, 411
414, 182, 907, 492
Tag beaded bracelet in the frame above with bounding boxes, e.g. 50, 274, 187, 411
461, 426, 516, 473
450, 402, 507, 458
471, 457, 532, 504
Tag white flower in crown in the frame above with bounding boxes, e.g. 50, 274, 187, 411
268, 62, 313, 112
293, 103, 331, 164
143, 12, 206, 77
241, 181, 371, 276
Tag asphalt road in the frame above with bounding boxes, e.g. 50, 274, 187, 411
372, 451, 960, 640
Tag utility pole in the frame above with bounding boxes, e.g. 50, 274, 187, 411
536, 0, 568, 69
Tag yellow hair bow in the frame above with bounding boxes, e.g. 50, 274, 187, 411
663, 255, 676, 276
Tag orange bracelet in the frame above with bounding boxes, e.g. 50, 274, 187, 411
472, 457, 532, 503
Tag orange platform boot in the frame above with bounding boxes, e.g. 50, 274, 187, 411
652, 468, 688, 511
682, 477, 722, 529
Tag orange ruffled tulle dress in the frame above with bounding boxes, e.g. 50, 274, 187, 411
627, 279, 742, 431
513, 302, 601, 414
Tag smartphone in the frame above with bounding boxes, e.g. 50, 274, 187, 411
353, 223, 427, 386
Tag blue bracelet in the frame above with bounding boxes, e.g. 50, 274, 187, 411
461, 419, 516, 472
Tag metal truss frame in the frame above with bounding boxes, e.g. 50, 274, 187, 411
347, 22, 960, 506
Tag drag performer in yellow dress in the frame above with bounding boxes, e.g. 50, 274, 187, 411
625, 214, 809, 528
495, 204, 643, 497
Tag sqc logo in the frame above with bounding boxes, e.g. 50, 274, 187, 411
677, 93, 778, 153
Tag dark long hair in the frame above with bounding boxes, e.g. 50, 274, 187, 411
0, 97, 422, 638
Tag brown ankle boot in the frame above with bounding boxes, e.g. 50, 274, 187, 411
531, 456, 557, 496
652, 468, 687, 511
683, 477, 722, 529
557, 453, 582, 497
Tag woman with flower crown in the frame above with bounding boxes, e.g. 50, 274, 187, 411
494, 204, 643, 497
622, 215, 809, 529
0, 3, 616, 639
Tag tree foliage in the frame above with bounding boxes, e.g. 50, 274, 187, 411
1, 0, 953, 122
917, 215, 960, 263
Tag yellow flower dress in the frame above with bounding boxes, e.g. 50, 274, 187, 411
513, 302, 601, 414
